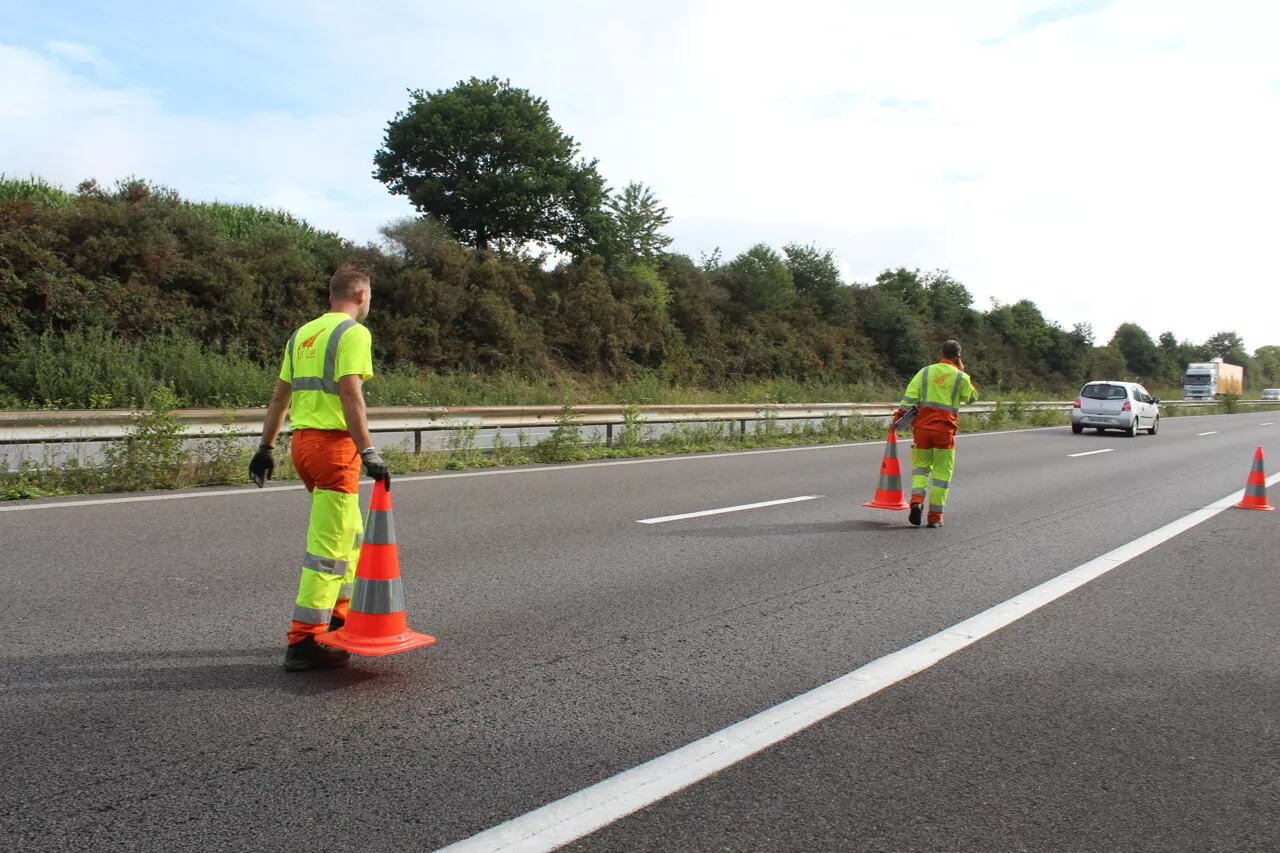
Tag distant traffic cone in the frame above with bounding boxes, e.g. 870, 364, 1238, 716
1233, 446, 1274, 512
317, 479, 438, 654
862, 428, 911, 511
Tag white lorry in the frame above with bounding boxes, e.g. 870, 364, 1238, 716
1182, 359, 1244, 401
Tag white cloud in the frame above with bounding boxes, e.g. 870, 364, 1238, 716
43, 40, 112, 73
2, 0, 1278, 350
0, 43, 413, 239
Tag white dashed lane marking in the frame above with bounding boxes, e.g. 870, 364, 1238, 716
637, 496, 822, 525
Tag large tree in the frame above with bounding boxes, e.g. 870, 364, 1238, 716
1109, 322, 1161, 376
373, 77, 607, 254
606, 182, 673, 266
1253, 345, 1280, 385
727, 244, 795, 313
873, 267, 928, 314
783, 243, 847, 318
922, 270, 977, 331
1204, 330, 1247, 363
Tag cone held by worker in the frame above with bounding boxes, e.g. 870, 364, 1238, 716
862, 427, 910, 510
317, 478, 437, 655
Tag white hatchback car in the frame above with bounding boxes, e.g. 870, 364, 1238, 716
1262, 388, 1280, 401
1071, 381, 1160, 436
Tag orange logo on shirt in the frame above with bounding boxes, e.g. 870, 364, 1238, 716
298, 330, 322, 360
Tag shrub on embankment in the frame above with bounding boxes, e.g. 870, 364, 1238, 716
8, 175, 1253, 412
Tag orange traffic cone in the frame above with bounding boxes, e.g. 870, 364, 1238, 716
862, 428, 910, 511
1233, 446, 1273, 512
317, 479, 438, 655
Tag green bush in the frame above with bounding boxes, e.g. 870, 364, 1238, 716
101, 384, 187, 490
1, 328, 273, 409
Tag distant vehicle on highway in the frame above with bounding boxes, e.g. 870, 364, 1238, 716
1071, 381, 1160, 437
1182, 359, 1243, 400
1262, 388, 1280, 401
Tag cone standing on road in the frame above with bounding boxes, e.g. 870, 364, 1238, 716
1234, 446, 1273, 511
892, 340, 978, 528
248, 265, 394, 672
317, 479, 437, 655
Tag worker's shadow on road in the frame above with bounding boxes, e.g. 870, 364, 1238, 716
0, 647, 381, 696
648, 519, 917, 537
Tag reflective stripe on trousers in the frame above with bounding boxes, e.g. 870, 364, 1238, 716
910, 445, 956, 515
292, 487, 363, 631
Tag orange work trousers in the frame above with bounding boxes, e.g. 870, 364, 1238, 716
287, 429, 363, 644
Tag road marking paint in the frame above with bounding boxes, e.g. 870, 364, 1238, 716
637, 496, 821, 525
1263, 423, 1274, 426
1068, 449, 1114, 458
1197, 431, 1220, 436
434, 471, 1280, 853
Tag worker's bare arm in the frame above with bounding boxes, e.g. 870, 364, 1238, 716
338, 374, 374, 451
261, 379, 292, 446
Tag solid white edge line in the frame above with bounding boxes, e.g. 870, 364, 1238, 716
1067, 449, 1115, 458
433, 471, 1280, 853
637, 496, 821, 525
1197, 431, 1220, 436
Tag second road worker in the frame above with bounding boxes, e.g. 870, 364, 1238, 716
893, 339, 977, 529
248, 264, 391, 672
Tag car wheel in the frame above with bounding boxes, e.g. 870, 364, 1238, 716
1147, 415, 1159, 435
1072, 424, 1084, 434
1126, 418, 1139, 437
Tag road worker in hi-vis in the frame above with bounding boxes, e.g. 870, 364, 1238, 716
248, 265, 391, 672
893, 339, 978, 529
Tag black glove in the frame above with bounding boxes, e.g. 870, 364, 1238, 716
360, 447, 390, 485
248, 444, 275, 488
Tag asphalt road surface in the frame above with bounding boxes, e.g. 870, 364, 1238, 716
3, 412, 1277, 852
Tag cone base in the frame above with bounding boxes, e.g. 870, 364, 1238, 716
863, 498, 910, 511
315, 627, 438, 656
1233, 501, 1274, 511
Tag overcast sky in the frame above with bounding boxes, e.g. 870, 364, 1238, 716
3, 0, 1277, 351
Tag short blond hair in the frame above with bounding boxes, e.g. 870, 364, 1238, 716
329, 264, 370, 302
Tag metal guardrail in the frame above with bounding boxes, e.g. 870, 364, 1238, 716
0, 400, 1270, 449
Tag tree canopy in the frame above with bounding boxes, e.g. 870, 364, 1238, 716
605, 182, 673, 267
373, 77, 607, 254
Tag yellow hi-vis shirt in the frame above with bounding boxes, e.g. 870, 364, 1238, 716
900, 359, 977, 432
278, 312, 374, 431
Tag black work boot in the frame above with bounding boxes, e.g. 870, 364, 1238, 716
927, 519, 945, 529
284, 636, 351, 672
908, 503, 923, 527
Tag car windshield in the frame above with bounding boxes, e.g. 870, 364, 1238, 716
1183, 375, 1212, 386
1081, 384, 1128, 400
